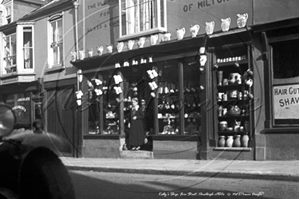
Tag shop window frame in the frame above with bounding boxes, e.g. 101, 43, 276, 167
269, 38, 299, 127
47, 13, 64, 69
118, 0, 167, 40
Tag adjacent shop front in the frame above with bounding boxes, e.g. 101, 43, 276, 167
0, 81, 41, 130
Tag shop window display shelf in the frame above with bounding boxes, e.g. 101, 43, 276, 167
217, 84, 249, 92
218, 115, 249, 120
213, 147, 251, 151
218, 131, 249, 135
217, 99, 250, 106
215, 59, 248, 68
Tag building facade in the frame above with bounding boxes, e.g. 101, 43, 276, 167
0, 0, 80, 157
0, 0, 298, 160
72, 0, 299, 160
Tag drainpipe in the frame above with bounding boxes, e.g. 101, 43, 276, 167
73, 0, 79, 58
73, 0, 81, 92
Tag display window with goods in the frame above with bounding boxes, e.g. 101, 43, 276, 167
212, 45, 253, 149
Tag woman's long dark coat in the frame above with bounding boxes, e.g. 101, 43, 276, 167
128, 107, 145, 147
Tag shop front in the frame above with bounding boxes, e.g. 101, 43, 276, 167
71, 0, 298, 160
0, 81, 41, 130
72, 29, 258, 160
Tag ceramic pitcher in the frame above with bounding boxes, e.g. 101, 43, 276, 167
117, 42, 124, 53
205, 21, 215, 35
163, 32, 171, 41
127, 40, 135, 50
79, 50, 85, 60
106, 45, 113, 53
137, 37, 146, 48
176, 28, 185, 40
71, 52, 77, 61
190, 24, 200, 38
237, 13, 248, 28
150, 34, 159, 45
88, 49, 93, 57
97, 46, 103, 56
221, 17, 231, 32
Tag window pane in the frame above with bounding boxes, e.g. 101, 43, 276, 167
272, 40, 299, 79
183, 60, 201, 135
59, 42, 63, 65
53, 45, 58, 65
23, 28, 32, 47
57, 19, 63, 42
11, 34, 16, 57
151, 0, 157, 28
24, 48, 32, 69
157, 61, 180, 135
140, 0, 150, 31
160, 0, 165, 27
51, 21, 56, 42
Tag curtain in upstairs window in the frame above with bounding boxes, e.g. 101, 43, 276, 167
126, 0, 154, 34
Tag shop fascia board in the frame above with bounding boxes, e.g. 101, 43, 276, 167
252, 18, 298, 33
71, 35, 206, 72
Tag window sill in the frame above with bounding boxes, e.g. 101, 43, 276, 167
0, 72, 35, 79
45, 65, 65, 73
151, 135, 201, 141
117, 27, 167, 42
261, 127, 299, 134
83, 134, 120, 140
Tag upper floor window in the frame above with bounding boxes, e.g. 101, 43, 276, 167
119, 0, 167, 39
5, 4, 11, 24
48, 14, 63, 68
0, 4, 8, 25
1, 24, 34, 75
3, 33, 16, 73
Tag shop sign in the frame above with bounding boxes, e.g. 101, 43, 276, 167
6, 94, 31, 125
273, 84, 299, 119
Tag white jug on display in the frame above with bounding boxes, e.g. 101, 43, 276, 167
176, 27, 185, 40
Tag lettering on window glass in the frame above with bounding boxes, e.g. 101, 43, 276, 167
273, 84, 299, 119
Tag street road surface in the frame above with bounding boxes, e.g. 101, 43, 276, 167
69, 171, 298, 199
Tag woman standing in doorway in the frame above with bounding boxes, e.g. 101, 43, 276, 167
128, 98, 145, 150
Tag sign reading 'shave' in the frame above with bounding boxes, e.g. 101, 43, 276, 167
273, 84, 299, 119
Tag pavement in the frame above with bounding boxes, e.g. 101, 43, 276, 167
60, 156, 299, 182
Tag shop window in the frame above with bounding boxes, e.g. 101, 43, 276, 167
156, 61, 180, 135
183, 61, 201, 136
3, 33, 16, 74
119, 0, 167, 39
271, 40, 299, 125
48, 14, 63, 68
87, 71, 120, 135
213, 46, 253, 148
